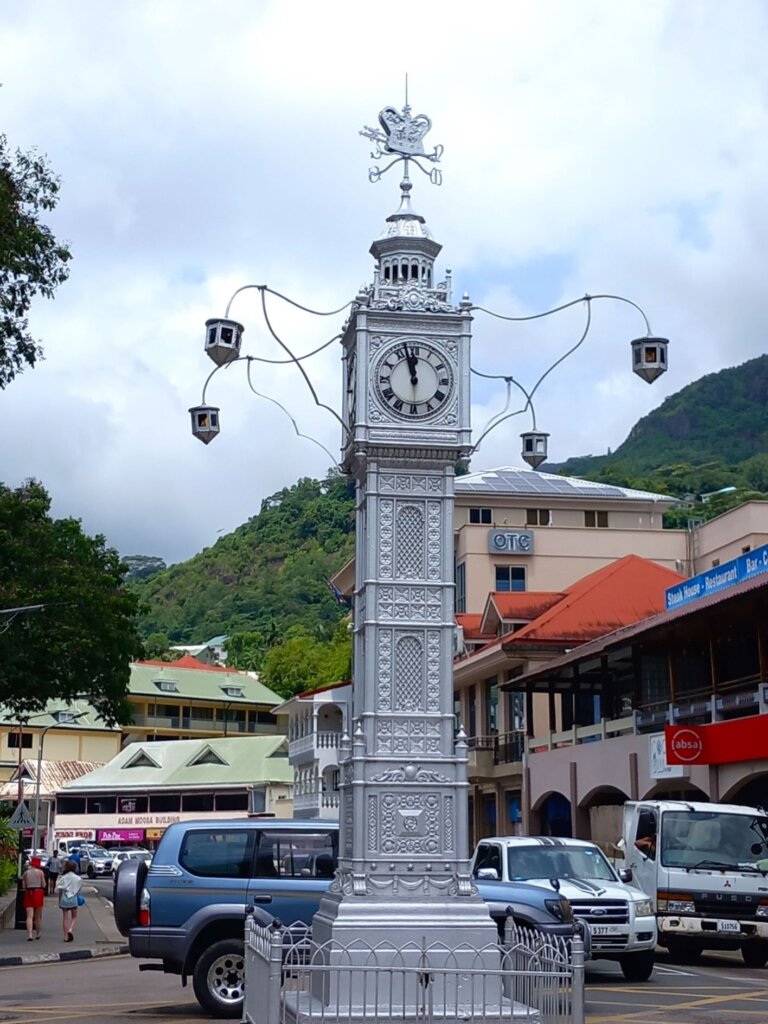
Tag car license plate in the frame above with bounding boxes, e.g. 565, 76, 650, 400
591, 925, 623, 936
717, 920, 741, 933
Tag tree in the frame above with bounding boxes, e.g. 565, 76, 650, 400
261, 620, 352, 699
0, 480, 143, 723
0, 134, 72, 388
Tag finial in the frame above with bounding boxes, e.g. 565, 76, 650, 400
360, 100, 444, 186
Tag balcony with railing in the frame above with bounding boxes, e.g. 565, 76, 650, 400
289, 729, 343, 766
292, 787, 341, 818
128, 714, 278, 735
466, 731, 526, 779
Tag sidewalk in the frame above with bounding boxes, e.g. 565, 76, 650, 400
0, 884, 128, 966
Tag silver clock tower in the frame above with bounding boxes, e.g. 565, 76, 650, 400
312, 105, 497, 968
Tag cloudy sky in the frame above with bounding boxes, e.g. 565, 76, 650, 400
2, 1, 768, 565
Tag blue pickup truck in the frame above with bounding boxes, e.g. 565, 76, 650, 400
114, 818, 579, 1018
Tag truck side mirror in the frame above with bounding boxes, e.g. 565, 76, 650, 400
619, 868, 633, 883
476, 867, 499, 880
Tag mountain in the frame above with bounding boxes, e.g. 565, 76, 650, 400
133, 474, 355, 650
558, 355, 768, 479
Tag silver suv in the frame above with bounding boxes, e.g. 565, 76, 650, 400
78, 846, 113, 877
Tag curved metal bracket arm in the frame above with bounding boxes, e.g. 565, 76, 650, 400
471, 292, 652, 337
245, 361, 341, 471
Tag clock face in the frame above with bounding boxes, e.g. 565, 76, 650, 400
374, 340, 455, 419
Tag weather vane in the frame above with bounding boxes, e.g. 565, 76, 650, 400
360, 86, 444, 185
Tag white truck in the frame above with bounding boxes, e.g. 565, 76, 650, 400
471, 835, 657, 980
622, 800, 768, 966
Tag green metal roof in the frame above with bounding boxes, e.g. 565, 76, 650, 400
0, 698, 118, 733
128, 660, 283, 707
59, 735, 293, 792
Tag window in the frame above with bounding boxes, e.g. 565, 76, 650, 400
254, 711, 277, 725
506, 792, 522, 825
584, 510, 609, 528
150, 793, 180, 812
154, 679, 178, 692
495, 565, 526, 592
118, 796, 148, 813
56, 796, 86, 815
8, 732, 32, 749
473, 842, 502, 878
180, 828, 256, 878
469, 507, 492, 525
526, 508, 550, 526
182, 792, 214, 812
87, 796, 116, 814
484, 678, 499, 733
455, 561, 466, 613
742, 546, 751, 554
255, 829, 337, 879
221, 686, 244, 698
712, 558, 720, 567
215, 792, 249, 811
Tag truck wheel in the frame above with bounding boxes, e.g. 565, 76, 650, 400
665, 938, 702, 964
192, 938, 245, 1019
742, 941, 768, 968
113, 858, 148, 937
619, 951, 654, 981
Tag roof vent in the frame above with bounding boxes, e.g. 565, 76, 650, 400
187, 745, 228, 767
123, 748, 161, 769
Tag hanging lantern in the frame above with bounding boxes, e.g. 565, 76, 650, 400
520, 431, 549, 470
631, 337, 668, 384
204, 318, 244, 366
189, 405, 221, 444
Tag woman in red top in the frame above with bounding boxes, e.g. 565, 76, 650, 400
21, 856, 46, 941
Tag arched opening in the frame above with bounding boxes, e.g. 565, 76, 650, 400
722, 773, 768, 807
317, 702, 343, 737
531, 791, 572, 837
579, 785, 629, 850
642, 781, 708, 801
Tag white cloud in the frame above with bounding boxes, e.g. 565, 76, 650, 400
2, 0, 768, 562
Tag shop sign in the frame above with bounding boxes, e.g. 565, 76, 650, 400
116, 815, 181, 827
146, 828, 166, 840
98, 828, 145, 844
665, 542, 768, 611
665, 717, 768, 766
649, 733, 684, 778
488, 530, 534, 555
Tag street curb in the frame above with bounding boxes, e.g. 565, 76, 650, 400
0, 943, 128, 967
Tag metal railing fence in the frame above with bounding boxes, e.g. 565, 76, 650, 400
244, 913, 584, 1024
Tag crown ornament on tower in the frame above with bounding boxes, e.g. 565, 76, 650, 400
360, 102, 444, 184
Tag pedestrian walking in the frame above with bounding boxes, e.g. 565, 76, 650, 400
21, 855, 46, 941
46, 852, 62, 895
54, 860, 83, 942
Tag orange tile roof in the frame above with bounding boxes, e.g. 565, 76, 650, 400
456, 613, 495, 641
137, 654, 234, 673
490, 592, 564, 620
504, 554, 684, 645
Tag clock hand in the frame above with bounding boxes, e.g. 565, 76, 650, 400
406, 346, 419, 385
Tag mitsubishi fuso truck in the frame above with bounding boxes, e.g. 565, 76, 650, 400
622, 800, 768, 966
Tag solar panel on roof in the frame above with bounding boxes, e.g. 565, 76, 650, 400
456, 466, 674, 501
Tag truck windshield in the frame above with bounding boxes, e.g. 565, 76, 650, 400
507, 845, 616, 882
660, 811, 768, 869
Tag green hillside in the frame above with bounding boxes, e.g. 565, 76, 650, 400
134, 474, 355, 658
556, 355, 768, 518
560, 355, 768, 478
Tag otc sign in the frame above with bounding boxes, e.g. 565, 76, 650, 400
665, 542, 768, 611
665, 717, 768, 766
488, 530, 534, 555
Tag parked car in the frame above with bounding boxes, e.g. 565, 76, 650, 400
109, 849, 152, 874
79, 846, 114, 877
114, 818, 580, 1019
470, 836, 657, 981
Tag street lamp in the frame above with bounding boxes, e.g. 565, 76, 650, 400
31, 710, 87, 853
